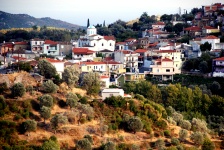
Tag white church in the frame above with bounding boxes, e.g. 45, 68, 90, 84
77, 25, 116, 52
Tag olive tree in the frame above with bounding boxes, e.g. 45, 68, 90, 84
41, 80, 58, 93
11, 82, 26, 97
77, 103, 94, 124
190, 132, 204, 146
66, 92, 79, 109
62, 66, 80, 88
179, 129, 188, 142
42, 136, 60, 150
155, 139, 165, 150
102, 141, 116, 150
81, 72, 100, 95
191, 118, 208, 133
76, 138, 92, 150
21, 120, 37, 136
50, 113, 68, 133
179, 120, 192, 130
40, 106, 51, 123
127, 116, 143, 134
38, 94, 54, 108
38, 59, 57, 79
202, 138, 215, 150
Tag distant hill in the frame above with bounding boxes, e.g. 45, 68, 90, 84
0, 11, 84, 30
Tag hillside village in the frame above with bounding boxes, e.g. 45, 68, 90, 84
0, 2, 224, 150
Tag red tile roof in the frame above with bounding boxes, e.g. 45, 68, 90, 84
14, 42, 28, 45
117, 50, 136, 54
45, 58, 63, 63
103, 57, 114, 61
202, 35, 219, 39
153, 22, 165, 25
184, 26, 201, 32
203, 26, 217, 29
100, 76, 109, 79
12, 56, 27, 60
80, 61, 106, 65
156, 50, 177, 53
135, 49, 147, 53
72, 48, 95, 54
214, 57, 224, 61
44, 40, 57, 45
107, 61, 121, 64
125, 38, 136, 42
104, 36, 115, 41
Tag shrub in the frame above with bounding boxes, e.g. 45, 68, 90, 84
76, 138, 92, 150
41, 80, 58, 93
202, 138, 215, 150
11, 82, 26, 97
50, 113, 68, 132
84, 135, 93, 144
127, 116, 143, 133
134, 94, 145, 101
171, 138, 180, 146
179, 129, 188, 142
179, 120, 191, 130
14, 114, 22, 121
190, 132, 204, 146
172, 112, 183, 125
0, 82, 8, 94
164, 130, 171, 137
26, 85, 33, 93
0, 95, 6, 117
42, 139, 60, 150
38, 94, 54, 108
191, 118, 208, 133
80, 96, 88, 104
155, 119, 168, 129
40, 106, 51, 123
21, 120, 37, 134
66, 92, 78, 109
155, 138, 165, 150
102, 141, 116, 150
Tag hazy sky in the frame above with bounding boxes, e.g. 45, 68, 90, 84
0, 0, 221, 26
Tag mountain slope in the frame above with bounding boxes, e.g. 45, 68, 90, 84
0, 11, 83, 30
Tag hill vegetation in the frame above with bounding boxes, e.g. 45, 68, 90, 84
0, 71, 224, 150
0, 11, 83, 30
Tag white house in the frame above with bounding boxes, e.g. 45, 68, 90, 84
45, 58, 65, 78
152, 22, 165, 30
72, 47, 96, 62
43, 40, 60, 56
101, 88, 124, 100
78, 25, 116, 52
201, 35, 220, 50
100, 76, 110, 88
30, 38, 44, 53
114, 50, 139, 71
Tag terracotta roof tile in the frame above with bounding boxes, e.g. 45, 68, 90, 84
45, 58, 63, 63
184, 26, 201, 31
214, 57, 224, 61
202, 35, 219, 39
104, 36, 115, 41
72, 48, 95, 54
135, 49, 147, 53
44, 40, 57, 45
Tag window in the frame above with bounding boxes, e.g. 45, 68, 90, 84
166, 69, 170, 72
110, 43, 112, 46
176, 64, 178, 67
102, 43, 104, 46
101, 65, 103, 69
109, 94, 113, 97
94, 43, 96, 46
157, 69, 159, 72
47, 46, 49, 49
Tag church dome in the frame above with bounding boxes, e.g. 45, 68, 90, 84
88, 25, 96, 29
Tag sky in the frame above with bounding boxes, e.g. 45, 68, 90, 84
0, 0, 222, 26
